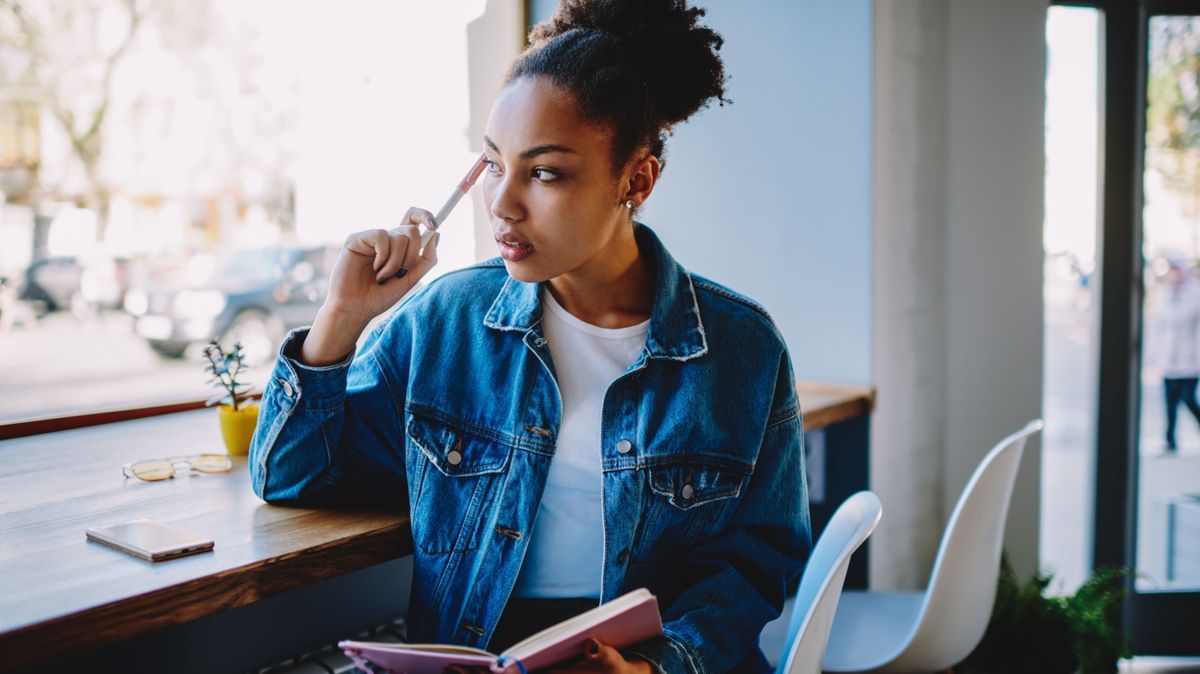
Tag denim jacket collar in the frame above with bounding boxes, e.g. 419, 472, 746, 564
483, 222, 708, 362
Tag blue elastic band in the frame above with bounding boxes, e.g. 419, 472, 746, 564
496, 655, 528, 674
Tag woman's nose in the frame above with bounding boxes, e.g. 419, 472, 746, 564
486, 176, 523, 222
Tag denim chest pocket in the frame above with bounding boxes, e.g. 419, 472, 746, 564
405, 411, 513, 554
635, 455, 753, 560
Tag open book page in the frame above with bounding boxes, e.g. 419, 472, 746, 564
340, 642, 495, 656
504, 588, 654, 656
337, 641, 498, 673
501, 589, 662, 671
338, 588, 662, 674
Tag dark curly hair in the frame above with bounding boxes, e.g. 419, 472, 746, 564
507, 0, 730, 174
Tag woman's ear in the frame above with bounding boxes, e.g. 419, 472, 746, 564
623, 154, 661, 208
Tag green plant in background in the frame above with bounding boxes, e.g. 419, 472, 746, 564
956, 556, 1132, 674
203, 340, 254, 411
1069, 566, 1135, 674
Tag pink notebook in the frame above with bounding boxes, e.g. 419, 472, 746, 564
339, 588, 662, 674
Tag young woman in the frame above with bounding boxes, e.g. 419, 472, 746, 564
250, 1, 810, 671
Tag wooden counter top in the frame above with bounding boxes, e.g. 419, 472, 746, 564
797, 381, 876, 432
0, 381, 872, 670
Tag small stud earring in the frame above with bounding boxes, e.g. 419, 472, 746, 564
624, 200, 634, 209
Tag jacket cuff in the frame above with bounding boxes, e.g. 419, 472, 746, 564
269, 327, 355, 412
621, 631, 700, 674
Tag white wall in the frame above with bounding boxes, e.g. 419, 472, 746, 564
638, 0, 875, 386
871, 0, 951, 590
872, 0, 1046, 588
943, 0, 1046, 585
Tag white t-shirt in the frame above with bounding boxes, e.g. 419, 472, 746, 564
512, 286, 649, 599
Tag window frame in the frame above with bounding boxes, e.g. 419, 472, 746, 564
1053, 0, 1200, 655
0, 397, 267, 440
0, 5, 536, 442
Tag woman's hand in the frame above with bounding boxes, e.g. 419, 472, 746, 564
323, 207, 441, 325
299, 207, 439, 366
543, 639, 655, 674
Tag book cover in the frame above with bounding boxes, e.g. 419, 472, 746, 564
339, 588, 662, 674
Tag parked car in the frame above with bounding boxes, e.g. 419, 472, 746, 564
19, 256, 82, 314
19, 254, 130, 316
125, 245, 335, 365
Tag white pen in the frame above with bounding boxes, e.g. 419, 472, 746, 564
397, 152, 489, 278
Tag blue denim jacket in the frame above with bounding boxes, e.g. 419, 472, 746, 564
249, 223, 811, 673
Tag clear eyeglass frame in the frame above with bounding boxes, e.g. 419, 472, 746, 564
121, 454, 233, 481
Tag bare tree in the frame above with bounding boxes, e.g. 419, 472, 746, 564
0, 0, 145, 240
1148, 17, 1200, 258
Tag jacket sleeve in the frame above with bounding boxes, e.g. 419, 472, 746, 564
622, 349, 812, 674
248, 309, 412, 506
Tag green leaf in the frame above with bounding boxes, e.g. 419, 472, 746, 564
956, 555, 1133, 674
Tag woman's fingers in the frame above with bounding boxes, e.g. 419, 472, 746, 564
377, 226, 418, 282
387, 207, 438, 281
392, 229, 440, 282
371, 229, 391, 272
343, 228, 391, 272
404, 206, 437, 230
397, 225, 426, 275
403, 231, 440, 279
585, 639, 623, 669
341, 207, 440, 289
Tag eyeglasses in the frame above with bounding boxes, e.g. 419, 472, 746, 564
122, 454, 233, 481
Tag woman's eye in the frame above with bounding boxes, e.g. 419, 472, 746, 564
485, 159, 502, 174
531, 167, 561, 182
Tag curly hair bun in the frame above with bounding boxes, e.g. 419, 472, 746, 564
509, 0, 729, 169
528, 0, 729, 127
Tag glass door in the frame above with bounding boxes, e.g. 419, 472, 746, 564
1129, 7, 1200, 652
1090, 0, 1200, 654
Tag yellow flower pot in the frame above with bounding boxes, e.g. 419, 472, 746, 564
218, 403, 260, 456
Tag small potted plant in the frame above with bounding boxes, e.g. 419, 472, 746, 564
957, 555, 1133, 674
204, 340, 259, 455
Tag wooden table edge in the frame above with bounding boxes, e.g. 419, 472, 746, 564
797, 381, 876, 432
0, 518, 412, 672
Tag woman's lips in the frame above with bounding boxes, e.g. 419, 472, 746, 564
495, 233, 534, 262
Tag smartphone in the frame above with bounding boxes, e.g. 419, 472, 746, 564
85, 518, 215, 562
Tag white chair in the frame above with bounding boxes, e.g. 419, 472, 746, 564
771, 491, 883, 674
821, 419, 1044, 674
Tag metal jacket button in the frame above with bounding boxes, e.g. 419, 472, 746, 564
615, 439, 633, 454
496, 526, 523, 541
681, 483, 695, 500
524, 425, 553, 438
445, 438, 464, 466
276, 378, 294, 397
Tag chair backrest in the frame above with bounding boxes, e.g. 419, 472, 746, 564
891, 419, 1044, 672
776, 491, 883, 674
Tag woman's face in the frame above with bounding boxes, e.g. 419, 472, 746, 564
482, 75, 635, 283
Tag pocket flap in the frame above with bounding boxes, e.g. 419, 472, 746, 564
648, 455, 752, 509
406, 411, 511, 477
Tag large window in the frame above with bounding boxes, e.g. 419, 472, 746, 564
1136, 13, 1200, 594
1041, 5, 1102, 594
0, 1, 504, 423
